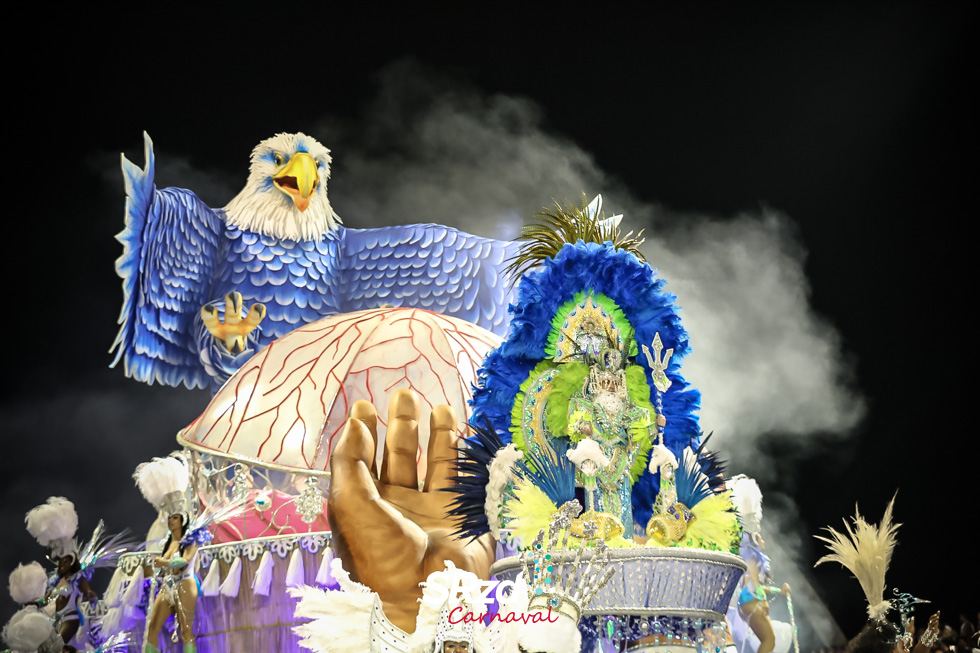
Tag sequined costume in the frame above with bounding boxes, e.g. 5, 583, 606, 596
566, 350, 652, 535
160, 548, 200, 606
44, 574, 84, 626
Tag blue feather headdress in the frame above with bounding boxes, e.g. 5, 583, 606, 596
469, 199, 701, 527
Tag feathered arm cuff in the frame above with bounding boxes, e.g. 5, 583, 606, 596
168, 557, 188, 570
180, 527, 213, 548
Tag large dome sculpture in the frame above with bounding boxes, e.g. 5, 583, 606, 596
179, 307, 502, 481
97, 309, 503, 651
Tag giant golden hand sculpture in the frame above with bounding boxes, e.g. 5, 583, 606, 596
328, 389, 496, 634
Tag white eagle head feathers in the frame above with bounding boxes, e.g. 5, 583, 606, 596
224, 132, 341, 241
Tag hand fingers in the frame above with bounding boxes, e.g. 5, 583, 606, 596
350, 400, 379, 477
329, 412, 429, 596
331, 416, 376, 477
423, 405, 459, 492
328, 417, 384, 522
380, 389, 420, 489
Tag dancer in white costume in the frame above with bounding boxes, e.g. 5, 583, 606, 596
134, 453, 247, 653
25, 497, 96, 647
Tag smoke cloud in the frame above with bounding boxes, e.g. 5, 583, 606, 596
318, 61, 865, 466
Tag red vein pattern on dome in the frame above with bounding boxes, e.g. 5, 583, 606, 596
181, 307, 501, 479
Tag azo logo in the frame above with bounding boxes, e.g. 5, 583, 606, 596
424, 569, 560, 625
424, 570, 519, 607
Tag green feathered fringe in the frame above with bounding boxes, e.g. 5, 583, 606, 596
624, 365, 655, 483
544, 362, 590, 442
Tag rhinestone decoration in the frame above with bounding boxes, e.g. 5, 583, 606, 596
494, 548, 745, 616
297, 475, 324, 524
231, 463, 250, 504
581, 519, 599, 539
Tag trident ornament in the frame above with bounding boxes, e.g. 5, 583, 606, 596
642, 333, 674, 393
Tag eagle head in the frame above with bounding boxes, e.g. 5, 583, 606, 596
224, 132, 341, 241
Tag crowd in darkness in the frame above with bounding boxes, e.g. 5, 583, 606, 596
811, 612, 980, 653
923, 614, 979, 653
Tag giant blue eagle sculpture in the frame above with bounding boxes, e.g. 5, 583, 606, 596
110, 132, 524, 390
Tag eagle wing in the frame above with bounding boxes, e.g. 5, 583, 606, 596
338, 224, 521, 337
110, 133, 224, 389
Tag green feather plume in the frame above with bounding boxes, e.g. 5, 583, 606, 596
505, 194, 646, 285
544, 362, 590, 441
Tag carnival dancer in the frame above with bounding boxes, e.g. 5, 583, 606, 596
23, 498, 133, 650
736, 532, 791, 653
728, 476, 791, 653
565, 340, 652, 538
815, 494, 932, 653
134, 453, 198, 653
135, 453, 246, 653
25, 497, 93, 647
40, 554, 97, 647
145, 512, 199, 653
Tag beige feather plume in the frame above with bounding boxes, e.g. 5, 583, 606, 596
814, 494, 900, 620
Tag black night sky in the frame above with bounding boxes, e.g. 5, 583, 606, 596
2, 3, 975, 647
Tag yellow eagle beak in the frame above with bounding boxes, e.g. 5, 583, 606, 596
273, 152, 319, 212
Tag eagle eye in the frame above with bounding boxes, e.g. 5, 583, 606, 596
274, 153, 284, 166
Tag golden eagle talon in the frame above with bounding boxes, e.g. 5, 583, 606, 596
201, 292, 266, 354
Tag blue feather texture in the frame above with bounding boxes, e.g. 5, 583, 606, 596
339, 225, 520, 334
673, 448, 714, 509
513, 437, 576, 508
446, 421, 505, 541
111, 134, 224, 390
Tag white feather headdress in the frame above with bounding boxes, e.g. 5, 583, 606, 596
8, 562, 48, 604
728, 474, 763, 534
24, 497, 78, 558
133, 453, 190, 516
814, 495, 900, 621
